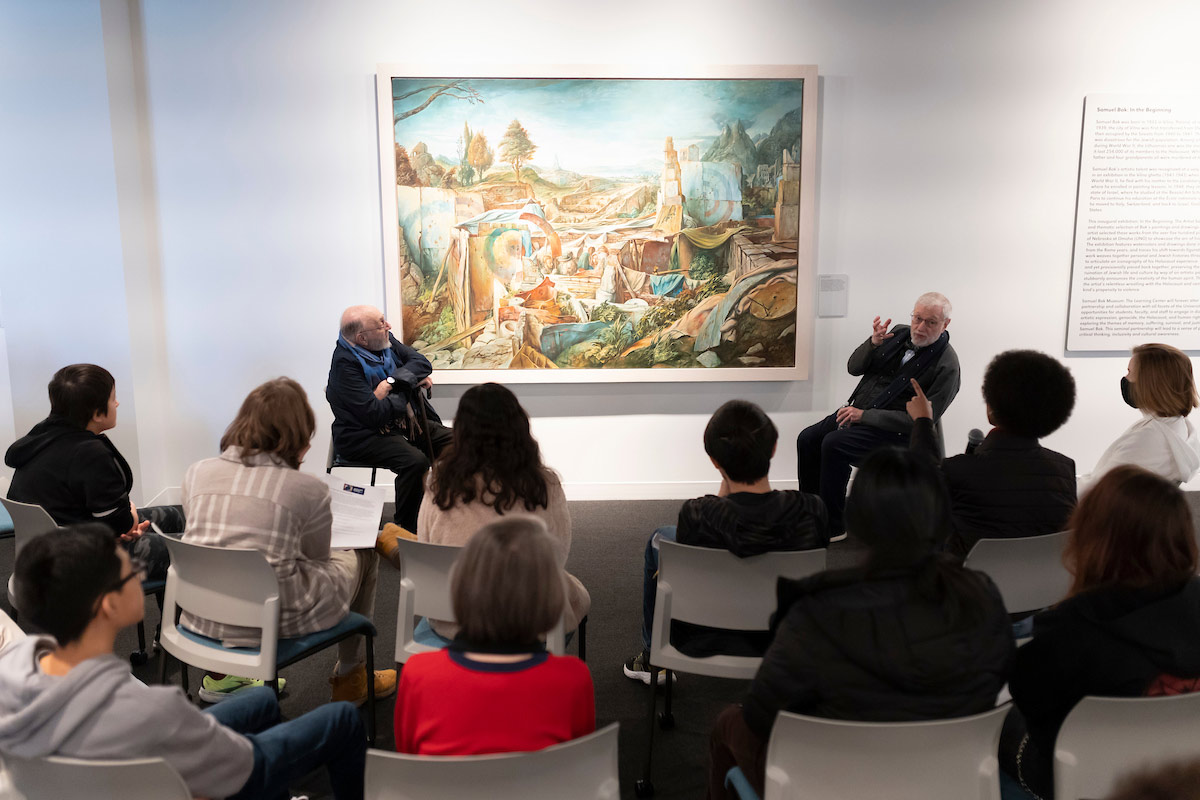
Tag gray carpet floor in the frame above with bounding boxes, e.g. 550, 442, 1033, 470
4, 494, 1199, 799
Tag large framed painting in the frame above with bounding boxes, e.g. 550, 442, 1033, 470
374, 65, 817, 383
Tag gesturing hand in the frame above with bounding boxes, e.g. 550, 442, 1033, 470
906, 378, 933, 420
871, 316, 894, 346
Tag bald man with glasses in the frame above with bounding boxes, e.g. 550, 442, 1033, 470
795, 292, 960, 540
327, 305, 453, 534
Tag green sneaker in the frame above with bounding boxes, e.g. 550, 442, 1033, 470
199, 674, 287, 703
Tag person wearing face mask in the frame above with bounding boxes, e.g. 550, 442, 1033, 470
795, 292, 960, 540
1078, 343, 1200, 495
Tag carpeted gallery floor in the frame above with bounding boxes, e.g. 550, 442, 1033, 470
3, 494, 1199, 799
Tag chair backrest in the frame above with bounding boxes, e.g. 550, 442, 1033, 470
649, 541, 827, 679
1054, 693, 1200, 800
0, 498, 58, 557
763, 706, 1010, 800
6, 754, 190, 800
393, 537, 569, 663
963, 531, 1071, 615
143, 486, 182, 507
364, 722, 620, 800
157, 533, 282, 680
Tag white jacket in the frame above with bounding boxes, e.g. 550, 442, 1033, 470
1080, 413, 1200, 494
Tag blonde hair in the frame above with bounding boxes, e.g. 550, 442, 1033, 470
1132, 344, 1199, 418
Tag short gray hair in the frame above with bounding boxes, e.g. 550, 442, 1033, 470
915, 292, 952, 320
339, 305, 373, 339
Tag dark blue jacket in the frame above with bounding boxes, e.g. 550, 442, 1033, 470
326, 333, 442, 453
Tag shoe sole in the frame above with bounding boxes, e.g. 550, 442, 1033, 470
829, 532, 848, 543
199, 682, 286, 704
623, 664, 671, 686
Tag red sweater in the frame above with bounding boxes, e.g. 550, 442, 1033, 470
394, 649, 595, 755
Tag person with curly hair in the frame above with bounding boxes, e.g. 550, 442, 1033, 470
416, 382, 589, 642
908, 349, 1077, 558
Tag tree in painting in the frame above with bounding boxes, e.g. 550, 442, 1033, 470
499, 119, 536, 185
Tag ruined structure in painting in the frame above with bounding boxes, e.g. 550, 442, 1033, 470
386, 77, 807, 373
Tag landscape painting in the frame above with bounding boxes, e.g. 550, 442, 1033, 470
375, 66, 817, 383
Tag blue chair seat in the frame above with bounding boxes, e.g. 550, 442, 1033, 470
179, 612, 377, 668
141, 579, 166, 594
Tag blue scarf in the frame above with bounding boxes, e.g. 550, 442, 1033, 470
337, 335, 397, 385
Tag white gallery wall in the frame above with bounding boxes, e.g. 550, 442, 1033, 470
2, 0, 1199, 501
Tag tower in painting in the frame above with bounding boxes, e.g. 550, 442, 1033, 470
773, 147, 801, 242
654, 136, 685, 233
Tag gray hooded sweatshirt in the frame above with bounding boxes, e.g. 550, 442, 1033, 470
0, 637, 253, 799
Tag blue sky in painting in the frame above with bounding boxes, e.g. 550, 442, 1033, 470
391, 78, 804, 178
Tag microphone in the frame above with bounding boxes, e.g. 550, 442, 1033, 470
965, 428, 984, 455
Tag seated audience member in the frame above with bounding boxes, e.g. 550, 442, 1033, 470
0, 524, 366, 800
1001, 465, 1200, 800
623, 400, 828, 684
394, 517, 595, 755
907, 350, 1077, 558
182, 377, 397, 704
707, 447, 1014, 800
417, 382, 589, 642
326, 304, 452, 532
4, 364, 184, 581
795, 292, 959, 539
1079, 343, 1200, 493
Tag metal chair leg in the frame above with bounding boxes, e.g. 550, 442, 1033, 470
365, 634, 377, 746
660, 669, 675, 730
131, 621, 149, 665
577, 616, 587, 662
636, 665, 660, 797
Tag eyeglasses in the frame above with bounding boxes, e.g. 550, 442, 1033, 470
911, 314, 945, 327
108, 559, 147, 593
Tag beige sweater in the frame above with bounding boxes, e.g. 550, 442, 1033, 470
180, 448, 356, 645
417, 470, 590, 636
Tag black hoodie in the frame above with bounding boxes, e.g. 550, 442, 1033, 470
1011, 579, 1200, 754
741, 562, 1014, 739
4, 415, 134, 535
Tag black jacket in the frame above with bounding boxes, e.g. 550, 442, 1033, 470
846, 325, 961, 435
4, 415, 134, 535
741, 562, 1014, 739
326, 333, 442, 453
676, 490, 829, 555
911, 419, 1077, 558
1012, 579, 1200, 758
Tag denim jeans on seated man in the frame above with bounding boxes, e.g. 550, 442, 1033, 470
205, 685, 365, 800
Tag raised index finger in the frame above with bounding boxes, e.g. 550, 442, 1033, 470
909, 378, 927, 398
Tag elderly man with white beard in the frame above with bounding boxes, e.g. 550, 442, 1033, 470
795, 292, 960, 540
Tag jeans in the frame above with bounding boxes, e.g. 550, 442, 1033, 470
641, 525, 677, 651
204, 686, 366, 800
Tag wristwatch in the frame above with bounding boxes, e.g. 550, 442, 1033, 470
386, 376, 396, 385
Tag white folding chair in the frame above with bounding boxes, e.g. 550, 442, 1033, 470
143, 486, 182, 507
636, 540, 828, 797
6, 754, 190, 800
724, 705, 1010, 800
963, 531, 1071, 616
157, 534, 379, 742
0, 497, 58, 612
393, 537, 577, 664
364, 722, 620, 800
1054, 692, 1200, 800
